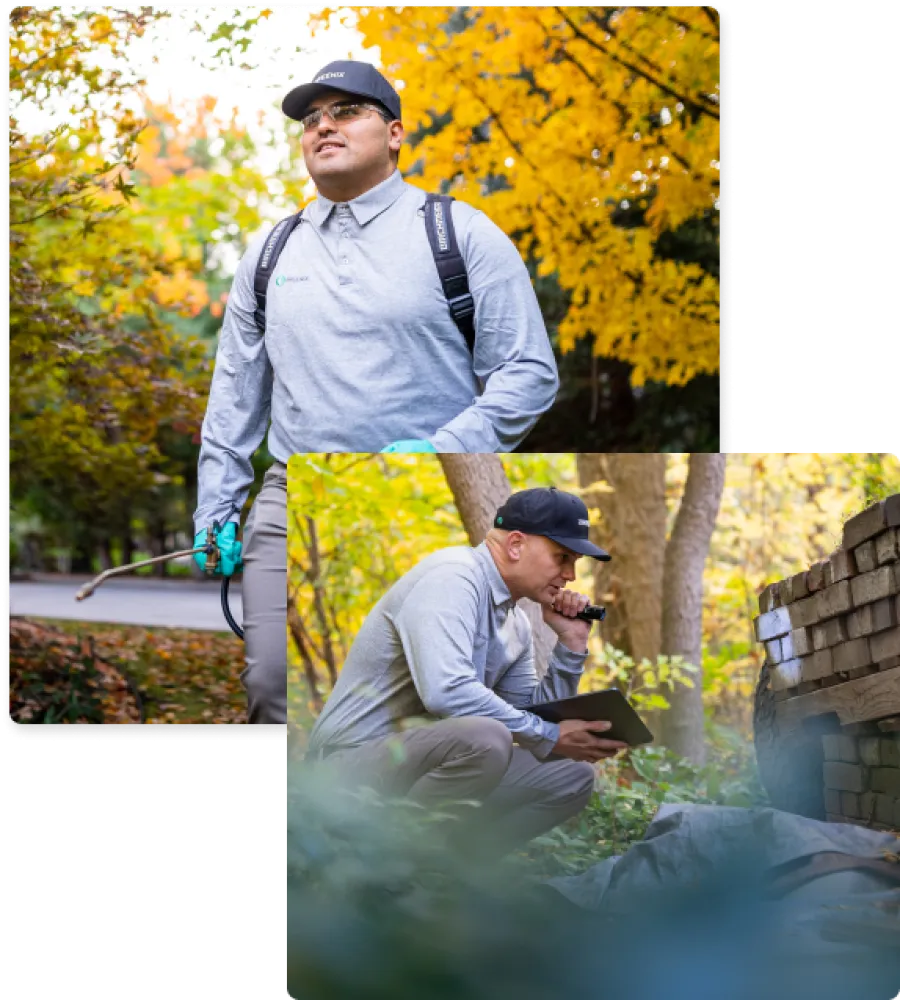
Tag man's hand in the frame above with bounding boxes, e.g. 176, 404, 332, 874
542, 589, 592, 651
193, 522, 243, 577
552, 719, 628, 763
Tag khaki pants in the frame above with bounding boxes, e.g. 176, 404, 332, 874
318, 716, 596, 859
241, 462, 288, 723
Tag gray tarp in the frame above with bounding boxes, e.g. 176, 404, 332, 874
544, 803, 900, 998
548, 803, 900, 912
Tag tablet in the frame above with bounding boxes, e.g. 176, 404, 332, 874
525, 688, 654, 746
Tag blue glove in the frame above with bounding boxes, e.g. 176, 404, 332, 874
193, 522, 243, 577
380, 439, 437, 454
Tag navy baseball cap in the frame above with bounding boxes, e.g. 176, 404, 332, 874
493, 487, 611, 560
282, 60, 402, 123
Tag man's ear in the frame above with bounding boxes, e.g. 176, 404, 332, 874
506, 531, 526, 562
388, 120, 405, 153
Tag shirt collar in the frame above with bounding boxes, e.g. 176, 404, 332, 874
475, 542, 515, 612
308, 169, 406, 228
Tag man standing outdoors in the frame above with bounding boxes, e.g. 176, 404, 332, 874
193, 61, 561, 724
306, 487, 627, 860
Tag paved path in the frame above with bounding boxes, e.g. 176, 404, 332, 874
10, 575, 243, 633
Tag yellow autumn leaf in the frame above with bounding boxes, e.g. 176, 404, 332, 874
90, 14, 112, 40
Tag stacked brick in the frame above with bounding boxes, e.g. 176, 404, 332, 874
753, 494, 900, 831
754, 495, 900, 695
821, 728, 900, 829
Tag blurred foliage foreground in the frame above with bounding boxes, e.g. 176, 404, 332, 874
288, 739, 898, 1000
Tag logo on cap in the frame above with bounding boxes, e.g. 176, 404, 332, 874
578, 519, 589, 526
315, 72, 346, 82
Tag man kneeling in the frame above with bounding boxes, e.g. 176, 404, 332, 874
305, 487, 627, 859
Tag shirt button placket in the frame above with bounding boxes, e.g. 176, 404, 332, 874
337, 204, 353, 285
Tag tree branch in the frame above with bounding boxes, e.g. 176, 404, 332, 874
554, 7, 719, 122
587, 10, 688, 88
419, 41, 560, 202
658, 10, 719, 43
286, 600, 324, 714
9, 145, 61, 169
702, 8, 720, 33
10, 190, 99, 226
535, 11, 707, 180
306, 516, 337, 688
291, 509, 310, 552
331, 452, 379, 476
326, 597, 348, 661
287, 582, 327, 665
531, 12, 630, 127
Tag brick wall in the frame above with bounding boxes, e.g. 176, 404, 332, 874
753, 494, 900, 830
821, 726, 900, 829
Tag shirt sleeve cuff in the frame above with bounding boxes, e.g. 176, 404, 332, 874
429, 412, 502, 453
550, 640, 589, 674
193, 509, 241, 537
427, 428, 467, 453
530, 720, 560, 760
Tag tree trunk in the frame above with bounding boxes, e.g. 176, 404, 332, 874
122, 529, 135, 566
577, 454, 667, 665
70, 535, 93, 574
439, 453, 557, 673
658, 453, 727, 764
577, 454, 629, 652
23, 536, 42, 573
98, 537, 113, 572
105, 503, 132, 568
146, 510, 169, 578
438, 453, 512, 541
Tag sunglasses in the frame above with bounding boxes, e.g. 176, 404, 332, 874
300, 100, 392, 132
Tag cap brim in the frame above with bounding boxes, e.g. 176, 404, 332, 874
282, 82, 373, 122
545, 534, 611, 561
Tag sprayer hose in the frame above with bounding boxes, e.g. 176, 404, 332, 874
221, 575, 245, 641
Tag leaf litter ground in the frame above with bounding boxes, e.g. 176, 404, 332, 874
10, 616, 246, 723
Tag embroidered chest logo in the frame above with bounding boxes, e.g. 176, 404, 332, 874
275, 275, 308, 285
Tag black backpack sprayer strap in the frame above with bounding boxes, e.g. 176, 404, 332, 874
74, 523, 245, 641
253, 210, 305, 336
423, 193, 476, 355
253, 196, 475, 352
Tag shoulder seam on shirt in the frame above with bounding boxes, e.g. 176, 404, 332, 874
449, 198, 481, 241
395, 554, 483, 613
450, 202, 522, 283
413, 552, 481, 578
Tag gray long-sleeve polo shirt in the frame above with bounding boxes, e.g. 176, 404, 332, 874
193, 169, 560, 532
306, 542, 588, 760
